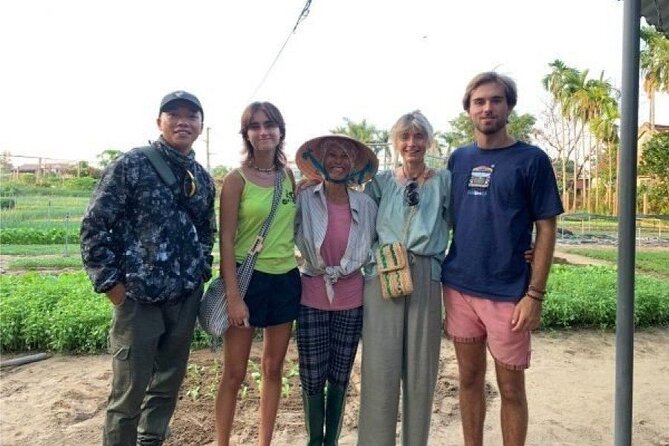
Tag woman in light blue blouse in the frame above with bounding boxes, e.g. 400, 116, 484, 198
357, 110, 451, 446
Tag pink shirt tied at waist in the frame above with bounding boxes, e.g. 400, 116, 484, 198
295, 184, 378, 310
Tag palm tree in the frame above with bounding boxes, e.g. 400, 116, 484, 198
583, 76, 619, 213
597, 103, 620, 213
542, 61, 621, 214
640, 25, 669, 129
562, 67, 590, 211
331, 118, 391, 168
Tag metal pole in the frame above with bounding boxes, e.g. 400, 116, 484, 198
615, 0, 640, 444
63, 214, 70, 257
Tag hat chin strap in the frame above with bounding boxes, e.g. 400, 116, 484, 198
324, 174, 349, 184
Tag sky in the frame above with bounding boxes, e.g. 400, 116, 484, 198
1, 0, 668, 169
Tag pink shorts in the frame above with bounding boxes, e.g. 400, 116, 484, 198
443, 286, 531, 370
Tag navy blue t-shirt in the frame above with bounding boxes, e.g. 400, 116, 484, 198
441, 141, 564, 301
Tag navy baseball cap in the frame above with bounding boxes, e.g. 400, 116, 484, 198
159, 90, 203, 118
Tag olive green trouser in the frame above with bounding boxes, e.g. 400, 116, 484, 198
357, 256, 442, 446
103, 286, 202, 446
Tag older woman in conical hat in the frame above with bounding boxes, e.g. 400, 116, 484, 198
294, 135, 378, 446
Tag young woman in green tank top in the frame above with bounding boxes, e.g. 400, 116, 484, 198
214, 102, 300, 446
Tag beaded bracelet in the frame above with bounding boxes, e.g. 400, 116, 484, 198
526, 292, 545, 302
528, 285, 546, 295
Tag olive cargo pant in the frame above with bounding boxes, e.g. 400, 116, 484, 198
103, 286, 202, 446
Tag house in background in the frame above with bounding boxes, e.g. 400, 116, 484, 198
637, 122, 669, 160
13, 161, 77, 178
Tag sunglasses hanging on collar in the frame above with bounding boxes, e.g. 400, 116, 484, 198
141, 146, 198, 200
404, 180, 419, 207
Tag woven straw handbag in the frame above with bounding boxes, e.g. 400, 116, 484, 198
375, 241, 413, 299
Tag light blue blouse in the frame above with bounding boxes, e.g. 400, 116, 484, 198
363, 168, 451, 280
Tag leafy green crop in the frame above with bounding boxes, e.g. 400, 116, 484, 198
544, 265, 669, 328
1, 265, 667, 354
0, 273, 111, 353
0, 227, 80, 244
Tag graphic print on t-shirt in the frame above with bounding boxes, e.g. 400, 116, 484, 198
467, 165, 494, 196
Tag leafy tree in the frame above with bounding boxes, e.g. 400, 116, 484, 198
640, 132, 669, 200
506, 112, 537, 143
442, 113, 474, 149
442, 111, 536, 150
96, 149, 124, 169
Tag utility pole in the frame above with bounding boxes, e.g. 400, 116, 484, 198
205, 127, 211, 172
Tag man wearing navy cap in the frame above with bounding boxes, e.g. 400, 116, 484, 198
81, 91, 216, 445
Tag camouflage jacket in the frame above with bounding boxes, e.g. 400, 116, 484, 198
80, 139, 217, 304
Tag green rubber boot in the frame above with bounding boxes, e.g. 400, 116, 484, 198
323, 385, 346, 446
302, 391, 325, 446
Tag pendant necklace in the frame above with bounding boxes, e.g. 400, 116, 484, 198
251, 163, 275, 175
402, 164, 426, 184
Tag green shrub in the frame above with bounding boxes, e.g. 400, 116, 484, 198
17, 173, 37, 185
0, 227, 80, 244
0, 185, 18, 196
0, 197, 15, 209
0, 183, 93, 197
62, 177, 98, 191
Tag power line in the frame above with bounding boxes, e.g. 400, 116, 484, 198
248, 0, 313, 101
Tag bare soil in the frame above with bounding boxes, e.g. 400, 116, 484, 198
1, 248, 668, 445
2, 329, 669, 446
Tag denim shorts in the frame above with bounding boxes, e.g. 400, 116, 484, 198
244, 267, 301, 328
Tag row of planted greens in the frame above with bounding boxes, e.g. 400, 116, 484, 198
1, 265, 668, 354
1, 194, 89, 249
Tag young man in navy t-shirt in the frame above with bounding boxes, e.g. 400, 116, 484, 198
441, 72, 564, 446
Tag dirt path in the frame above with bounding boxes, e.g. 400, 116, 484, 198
552, 247, 614, 266
2, 330, 668, 446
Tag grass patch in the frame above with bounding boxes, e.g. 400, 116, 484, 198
7, 256, 84, 270
0, 244, 80, 256
562, 247, 669, 277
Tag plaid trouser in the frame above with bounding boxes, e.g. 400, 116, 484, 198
296, 304, 363, 395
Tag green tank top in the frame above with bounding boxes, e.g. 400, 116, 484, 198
234, 170, 298, 274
